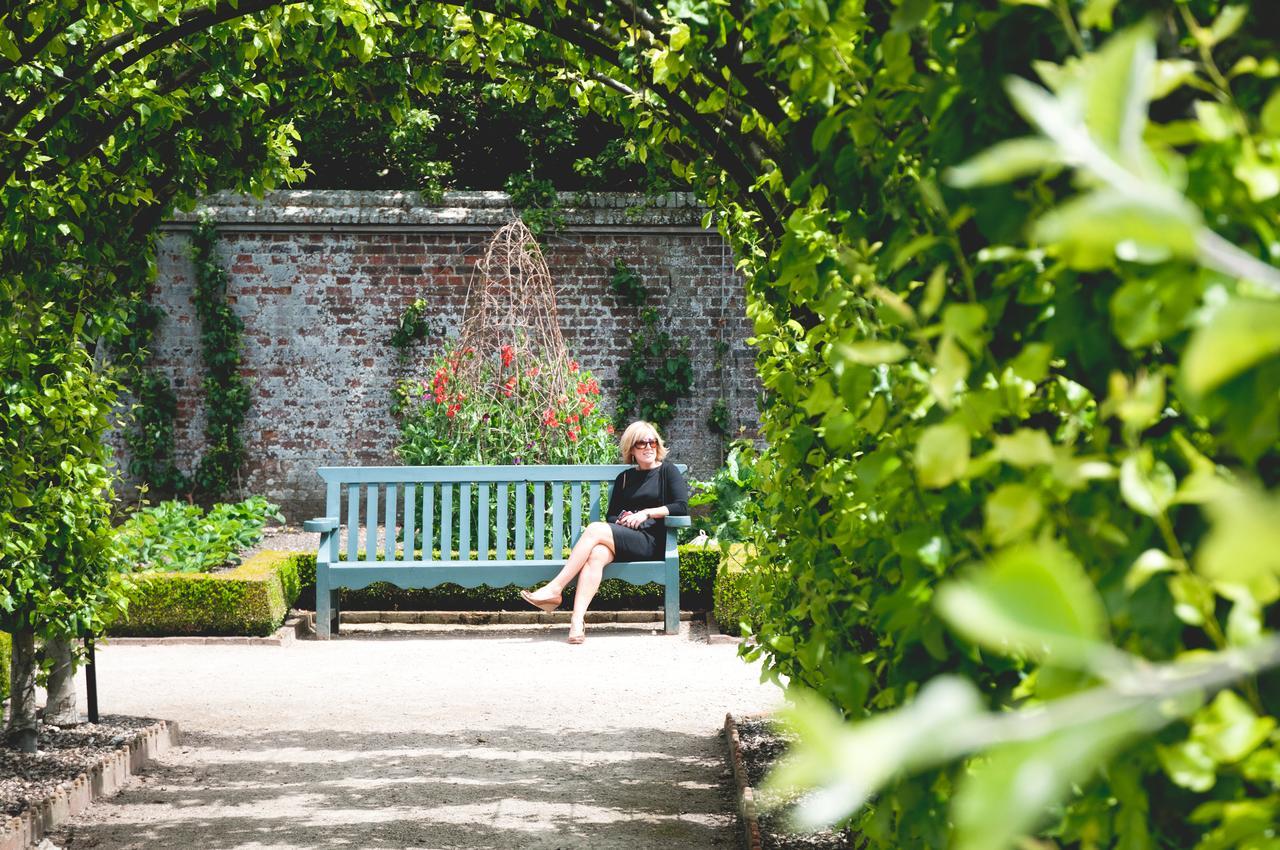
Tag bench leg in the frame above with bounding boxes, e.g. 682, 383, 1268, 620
316, 563, 338, 640
664, 560, 680, 635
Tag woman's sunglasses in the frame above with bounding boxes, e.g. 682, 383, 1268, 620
634, 439, 659, 449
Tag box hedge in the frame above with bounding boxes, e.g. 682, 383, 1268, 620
0, 630, 10, 701
712, 544, 762, 636
111, 550, 300, 637
291, 543, 721, 612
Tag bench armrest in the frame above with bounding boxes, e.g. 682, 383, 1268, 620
665, 515, 692, 528
304, 517, 339, 533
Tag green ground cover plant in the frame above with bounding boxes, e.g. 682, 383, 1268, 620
112, 550, 301, 637
115, 497, 284, 573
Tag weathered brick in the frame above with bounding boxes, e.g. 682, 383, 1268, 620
116, 190, 761, 518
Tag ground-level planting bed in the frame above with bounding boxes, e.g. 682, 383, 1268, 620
0, 716, 158, 819
736, 717, 857, 850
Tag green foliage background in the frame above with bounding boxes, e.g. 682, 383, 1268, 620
2, 0, 1278, 841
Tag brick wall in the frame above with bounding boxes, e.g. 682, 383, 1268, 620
128, 190, 758, 519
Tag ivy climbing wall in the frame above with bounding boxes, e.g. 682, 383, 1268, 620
127, 190, 757, 518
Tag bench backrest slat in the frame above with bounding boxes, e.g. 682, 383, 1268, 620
440, 484, 453, 559
347, 484, 360, 561
384, 484, 397, 560
551, 483, 563, 557
403, 484, 417, 559
318, 465, 681, 563
496, 483, 508, 559
478, 483, 490, 562
515, 482, 527, 558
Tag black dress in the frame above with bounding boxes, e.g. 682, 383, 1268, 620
605, 462, 690, 562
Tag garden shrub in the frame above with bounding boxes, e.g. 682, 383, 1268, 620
112, 551, 299, 637
736, 6, 1280, 847
712, 545, 760, 636
0, 631, 10, 702
290, 542, 718, 612
115, 496, 284, 573
689, 441, 758, 543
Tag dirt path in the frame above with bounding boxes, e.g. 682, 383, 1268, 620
50, 622, 782, 849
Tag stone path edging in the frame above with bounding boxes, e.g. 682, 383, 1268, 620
724, 712, 765, 850
107, 610, 705, 646
0, 720, 180, 850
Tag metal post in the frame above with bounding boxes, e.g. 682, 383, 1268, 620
85, 636, 99, 724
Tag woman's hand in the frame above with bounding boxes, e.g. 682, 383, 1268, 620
618, 509, 649, 528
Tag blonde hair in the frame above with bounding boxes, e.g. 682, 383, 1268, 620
619, 420, 669, 464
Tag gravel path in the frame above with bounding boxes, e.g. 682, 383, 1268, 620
48, 621, 782, 849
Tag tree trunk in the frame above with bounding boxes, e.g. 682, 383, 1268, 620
5, 629, 38, 752
43, 636, 79, 727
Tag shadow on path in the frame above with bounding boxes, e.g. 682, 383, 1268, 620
54, 726, 739, 850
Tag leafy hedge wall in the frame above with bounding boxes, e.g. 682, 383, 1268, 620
291, 543, 718, 612
111, 551, 300, 637
736, 3, 1280, 847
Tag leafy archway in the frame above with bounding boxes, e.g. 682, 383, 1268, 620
4, 1, 1280, 846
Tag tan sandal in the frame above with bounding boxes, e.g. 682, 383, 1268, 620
567, 627, 586, 645
520, 589, 561, 612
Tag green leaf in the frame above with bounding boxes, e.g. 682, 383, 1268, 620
1119, 450, 1175, 518
1182, 297, 1280, 395
1193, 691, 1276, 764
1157, 739, 1217, 792
1079, 0, 1119, 30
1196, 485, 1280, 605
930, 334, 970, 407
935, 540, 1109, 666
983, 483, 1043, 546
1033, 189, 1202, 265
1150, 59, 1200, 100
838, 340, 909, 365
945, 137, 1061, 188
1084, 22, 1155, 159
1208, 6, 1248, 47
1261, 88, 1280, 137
994, 429, 1054, 467
1124, 548, 1182, 593
915, 421, 970, 488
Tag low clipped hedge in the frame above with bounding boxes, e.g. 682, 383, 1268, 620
712, 544, 762, 636
111, 550, 301, 637
0, 630, 10, 701
292, 543, 720, 612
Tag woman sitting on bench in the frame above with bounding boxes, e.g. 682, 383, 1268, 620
520, 420, 690, 644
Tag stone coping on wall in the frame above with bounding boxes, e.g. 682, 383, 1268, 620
160, 190, 712, 232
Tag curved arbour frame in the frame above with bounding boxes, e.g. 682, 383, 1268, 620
0, 0, 813, 321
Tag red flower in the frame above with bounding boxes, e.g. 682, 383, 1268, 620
542, 408, 559, 428
606, 424, 615, 435
568, 428, 579, 442
569, 360, 579, 373
580, 402, 594, 417
527, 366, 540, 377
501, 345, 515, 368
567, 414, 579, 424
446, 404, 460, 418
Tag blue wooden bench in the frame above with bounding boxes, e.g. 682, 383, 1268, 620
302, 465, 691, 639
